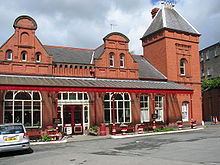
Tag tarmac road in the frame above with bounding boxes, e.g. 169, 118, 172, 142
0, 124, 220, 165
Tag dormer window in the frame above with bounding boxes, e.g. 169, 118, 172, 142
120, 53, 125, 68
36, 52, 41, 62
21, 51, 27, 61
180, 59, 186, 76
109, 52, 114, 67
6, 50, 12, 60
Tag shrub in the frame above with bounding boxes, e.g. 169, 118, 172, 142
41, 134, 51, 142
155, 127, 175, 132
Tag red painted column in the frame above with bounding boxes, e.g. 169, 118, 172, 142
190, 94, 193, 120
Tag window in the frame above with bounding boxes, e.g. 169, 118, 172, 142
120, 54, 125, 68
36, 52, 41, 62
180, 59, 186, 76
155, 95, 163, 121
4, 91, 42, 127
140, 95, 149, 122
200, 53, 204, 62
109, 52, 114, 67
207, 67, 212, 76
206, 50, 210, 60
21, 51, 27, 61
58, 92, 89, 101
182, 102, 189, 121
104, 93, 131, 123
6, 50, 12, 60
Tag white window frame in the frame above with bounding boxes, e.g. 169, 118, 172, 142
155, 95, 163, 121
21, 51, 27, 61
4, 91, 42, 128
109, 53, 114, 67
104, 92, 131, 123
57, 92, 90, 131
182, 102, 189, 121
36, 52, 41, 62
120, 54, 125, 68
140, 95, 149, 122
6, 50, 12, 60
180, 59, 186, 76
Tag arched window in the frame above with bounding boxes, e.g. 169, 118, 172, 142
104, 93, 131, 123
21, 51, 27, 61
109, 52, 114, 67
120, 53, 125, 68
182, 102, 189, 121
140, 95, 149, 122
6, 50, 12, 60
180, 59, 186, 76
36, 52, 41, 62
4, 91, 42, 127
155, 95, 163, 121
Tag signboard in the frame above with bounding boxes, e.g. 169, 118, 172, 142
53, 118, 61, 124
152, 114, 158, 120
66, 127, 72, 135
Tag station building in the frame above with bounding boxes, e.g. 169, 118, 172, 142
0, 4, 202, 135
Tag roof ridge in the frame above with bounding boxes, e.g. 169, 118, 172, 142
95, 44, 104, 51
43, 45, 94, 51
162, 5, 167, 27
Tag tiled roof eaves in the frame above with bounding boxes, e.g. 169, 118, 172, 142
141, 27, 200, 40
0, 75, 192, 91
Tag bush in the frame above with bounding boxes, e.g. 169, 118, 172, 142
41, 134, 51, 142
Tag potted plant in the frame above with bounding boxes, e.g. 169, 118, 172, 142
89, 126, 99, 136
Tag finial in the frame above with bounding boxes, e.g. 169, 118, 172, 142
161, 0, 175, 8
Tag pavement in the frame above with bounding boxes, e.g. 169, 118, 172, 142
30, 125, 206, 145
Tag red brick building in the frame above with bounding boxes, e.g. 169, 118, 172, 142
0, 5, 202, 135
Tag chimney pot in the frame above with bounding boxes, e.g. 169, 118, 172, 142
151, 8, 160, 19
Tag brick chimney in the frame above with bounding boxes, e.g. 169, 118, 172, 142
151, 8, 159, 19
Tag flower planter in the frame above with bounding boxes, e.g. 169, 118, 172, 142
120, 126, 128, 135
177, 122, 183, 130
137, 124, 144, 134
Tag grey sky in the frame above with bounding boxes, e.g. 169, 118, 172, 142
0, 0, 219, 54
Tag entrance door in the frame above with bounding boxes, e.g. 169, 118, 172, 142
63, 105, 83, 135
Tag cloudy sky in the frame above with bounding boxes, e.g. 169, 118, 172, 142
0, 0, 219, 54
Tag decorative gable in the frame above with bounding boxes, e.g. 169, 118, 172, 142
94, 32, 139, 79
0, 15, 52, 76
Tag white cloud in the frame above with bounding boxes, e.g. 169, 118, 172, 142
0, 0, 219, 54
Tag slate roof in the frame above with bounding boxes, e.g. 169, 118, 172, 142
94, 44, 104, 59
0, 75, 192, 91
142, 6, 200, 39
44, 45, 94, 64
132, 55, 167, 80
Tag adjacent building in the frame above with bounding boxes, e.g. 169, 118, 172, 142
0, 4, 202, 136
200, 42, 220, 121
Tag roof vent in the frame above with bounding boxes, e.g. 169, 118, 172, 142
151, 8, 160, 19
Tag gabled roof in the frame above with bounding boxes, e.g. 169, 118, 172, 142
132, 55, 167, 80
44, 45, 94, 64
141, 6, 200, 39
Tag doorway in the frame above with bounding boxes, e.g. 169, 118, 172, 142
63, 105, 83, 135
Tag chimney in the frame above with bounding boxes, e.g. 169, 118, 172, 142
151, 8, 159, 19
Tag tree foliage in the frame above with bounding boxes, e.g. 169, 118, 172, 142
202, 77, 220, 93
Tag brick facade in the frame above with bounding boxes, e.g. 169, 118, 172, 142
0, 5, 202, 136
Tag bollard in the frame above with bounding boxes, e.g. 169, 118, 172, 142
191, 120, 196, 129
